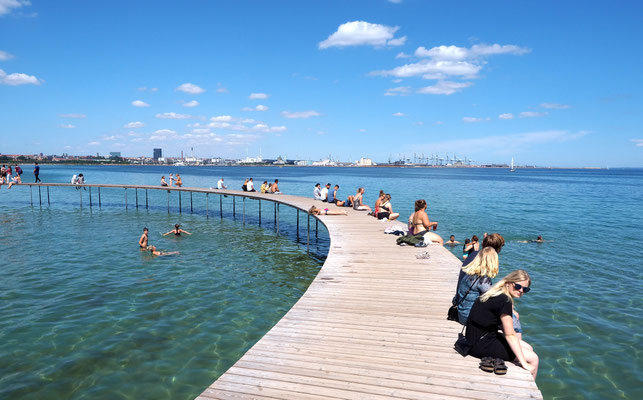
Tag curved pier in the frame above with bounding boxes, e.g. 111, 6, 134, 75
14, 183, 543, 399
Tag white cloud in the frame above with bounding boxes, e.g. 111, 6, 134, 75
102, 135, 120, 141
374, 60, 481, 80
0, 0, 30, 16
0, 50, 14, 60
631, 139, 643, 147
541, 102, 570, 109
519, 111, 548, 118
415, 121, 424, 126
131, 138, 143, 143
243, 104, 269, 111
183, 100, 199, 107
59, 113, 86, 119
217, 87, 229, 93
384, 86, 411, 96
498, 113, 514, 120
155, 112, 191, 119
249, 93, 269, 99
124, 121, 146, 128
211, 115, 233, 122
388, 0, 403, 3
153, 129, 177, 135
319, 21, 405, 49
59, 124, 76, 129
150, 87, 158, 92
88, 141, 100, 146
281, 110, 321, 119
393, 112, 405, 117
395, 52, 411, 59
0, 68, 42, 85
417, 80, 472, 95
176, 83, 205, 94
462, 117, 483, 123
415, 44, 530, 60
132, 100, 149, 107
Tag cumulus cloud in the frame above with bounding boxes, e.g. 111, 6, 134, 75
384, 86, 411, 96
88, 141, 100, 146
132, 100, 149, 107
0, 0, 30, 16
415, 44, 529, 60
0, 50, 14, 60
498, 113, 514, 120
176, 83, 205, 94
393, 112, 405, 117
519, 111, 548, 118
211, 115, 233, 122
59, 113, 86, 119
395, 52, 411, 59
155, 112, 192, 119
183, 100, 199, 107
243, 104, 269, 111
541, 102, 570, 109
59, 124, 76, 129
0, 68, 42, 85
462, 117, 483, 123
153, 129, 177, 135
281, 110, 321, 119
124, 121, 145, 128
417, 81, 472, 95
249, 93, 269, 99
319, 21, 406, 49
631, 139, 643, 147
373, 60, 481, 80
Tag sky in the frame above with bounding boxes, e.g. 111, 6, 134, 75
1, 0, 642, 167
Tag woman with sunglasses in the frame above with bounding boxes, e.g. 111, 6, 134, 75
465, 269, 539, 378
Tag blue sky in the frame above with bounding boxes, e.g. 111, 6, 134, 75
1, 0, 642, 167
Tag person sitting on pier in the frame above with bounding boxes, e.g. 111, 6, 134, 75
241, 178, 249, 191
453, 247, 498, 325
270, 179, 281, 194
446, 235, 461, 245
407, 199, 443, 245
373, 190, 385, 215
161, 176, 168, 187
169, 173, 174, 187
163, 224, 192, 236
321, 183, 330, 202
328, 184, 345, 206
217, 178, 227, 189
308, 206, 348, 216
139, 227, 149, 249
352, 187, 371, 212
175, 174, 182, 187
376, 194, 399, 221
313, 183, 323, 200
260, 180, 269, 193
247, 178, 256, 192
465, 269, 539, 378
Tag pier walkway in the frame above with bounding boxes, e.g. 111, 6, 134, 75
15, 183, 542, 399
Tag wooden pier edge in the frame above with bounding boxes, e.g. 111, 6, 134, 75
14, 183, 543, 399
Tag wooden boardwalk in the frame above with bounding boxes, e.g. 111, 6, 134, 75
13, 184, 542, 399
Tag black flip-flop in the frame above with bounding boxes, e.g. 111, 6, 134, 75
493, 358, 508, 375
479, 356, 494, 372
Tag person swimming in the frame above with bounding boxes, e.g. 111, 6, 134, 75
446, 235, 461, 246
146, 245, 179, 257
163, 224, 192, 236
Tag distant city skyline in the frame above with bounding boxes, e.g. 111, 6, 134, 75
1, 1, 642, 167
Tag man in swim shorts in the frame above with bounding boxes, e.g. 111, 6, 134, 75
139, 227, 149, 248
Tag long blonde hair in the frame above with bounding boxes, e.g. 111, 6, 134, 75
461, 247, 499, 278
480, 269, 531, 304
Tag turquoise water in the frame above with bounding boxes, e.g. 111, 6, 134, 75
1, 165, 642, 399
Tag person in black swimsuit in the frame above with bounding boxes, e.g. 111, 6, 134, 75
465, 269, 539, 378
163, 224, 192, 236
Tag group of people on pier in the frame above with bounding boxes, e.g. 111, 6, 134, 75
160, 173, 182, 187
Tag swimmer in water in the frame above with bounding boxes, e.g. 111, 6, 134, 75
147, 245, 179, 257
518, 235, 547, 244
139, 227, 149, 248
308, 205, 348, 216
445, 235, 461, 245
163, 224, 192, 236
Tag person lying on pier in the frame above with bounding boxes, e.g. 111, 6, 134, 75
407, 199, 443, 245
163, 224, 192, 236
376, 194, 399, 221
453, 247, 498, 325
146, 245, 179, 257
446, 235, 461, 245
465, 269, 539, 378
308, 206, 348, 216
352, 187, 371, 212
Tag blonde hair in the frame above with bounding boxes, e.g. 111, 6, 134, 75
462, 247, 499, 278
308, 206, 317, 215
480, 269, 531, 304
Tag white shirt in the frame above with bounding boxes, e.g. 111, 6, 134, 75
247, 180, 254, 191
313, 186, 322, 200
320, 187, 329, 200
71, 175, 78, 184
217, 179, 225, 189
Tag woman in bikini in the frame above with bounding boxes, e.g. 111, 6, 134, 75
162, 224, 192, 236
408, 199, 443, 245
308, 206, 348, 216
377, 193, 400, 221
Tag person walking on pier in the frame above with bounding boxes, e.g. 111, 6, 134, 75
34, 162, 41, 183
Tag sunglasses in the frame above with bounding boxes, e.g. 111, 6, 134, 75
513, 283, 531, 293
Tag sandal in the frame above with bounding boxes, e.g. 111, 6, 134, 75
479, 357, 494, 372
493, 358, 508, 375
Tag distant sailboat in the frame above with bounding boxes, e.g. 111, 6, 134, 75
510, 157, 516, 172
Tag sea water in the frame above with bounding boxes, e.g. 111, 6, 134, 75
1, 165, 641, 399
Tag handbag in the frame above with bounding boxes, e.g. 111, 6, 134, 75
447, 275, 481, 321
453, 331, 472, 356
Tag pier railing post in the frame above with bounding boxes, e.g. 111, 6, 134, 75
206, 193, 209, 218
125, 188, 128, 210
276, 203, 279, 236
190, 192, 193, 214
89, 187, 92, 208
47, 186, 50, 206
38, 186, 42, 206
98, 187, 101, 209
316, 219, 318, 238
233, 196, 236, 218
179, 191, 182, 214
219, 195, 222, 218
79, 188, 82, 208
145, 189, 148, 209
136, 188, 138, 209
307, 214, 310, 252
259, 199, 261, 225
243, 197, 245, 224
30, 186, 33, 206
167, 190, 170, 214
297, 209, 300, 240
